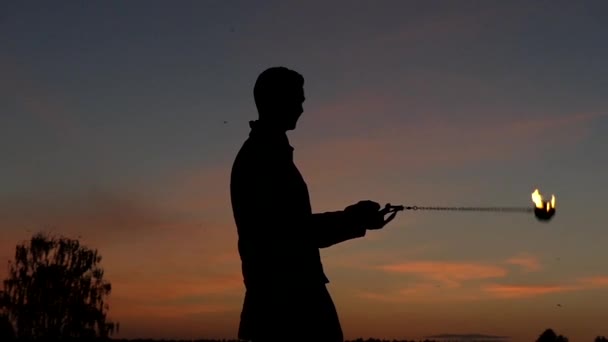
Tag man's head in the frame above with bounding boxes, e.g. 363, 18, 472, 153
254, 67, 305, 131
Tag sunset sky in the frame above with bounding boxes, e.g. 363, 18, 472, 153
1, 1, 608, 341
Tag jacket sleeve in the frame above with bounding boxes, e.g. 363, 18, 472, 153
308, 211, 367, 248
233, 149, 366, 248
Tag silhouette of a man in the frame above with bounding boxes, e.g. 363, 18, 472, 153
231, 67, 399, 342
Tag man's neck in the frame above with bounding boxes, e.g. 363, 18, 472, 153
250, 119, 287, 135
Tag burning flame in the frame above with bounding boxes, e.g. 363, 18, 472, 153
531, 189, 556, 211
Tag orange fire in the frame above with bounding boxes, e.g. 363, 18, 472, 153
532, 189, 556, 211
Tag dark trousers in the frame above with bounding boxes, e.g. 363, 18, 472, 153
239, 284, 344, 342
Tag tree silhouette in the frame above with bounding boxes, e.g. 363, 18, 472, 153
0, 232, 119, 340
537, 328, 569, 342
537, 329, 557, 342
0, 313, 15, 341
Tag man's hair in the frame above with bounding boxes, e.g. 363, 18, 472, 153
253, 67, 304, 116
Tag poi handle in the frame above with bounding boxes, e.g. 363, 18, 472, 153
378, 203, 405, 227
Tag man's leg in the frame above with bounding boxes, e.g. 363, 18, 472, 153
242, 285, 344, 342
314, 285, 344, 342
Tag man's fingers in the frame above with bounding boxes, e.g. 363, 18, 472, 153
380, 203, 403, 215
358, 200, 381, 211
368, 201, 381, 211
381, 211, 398, 227
379, 203, 394, 215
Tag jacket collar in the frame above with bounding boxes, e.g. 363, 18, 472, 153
248, 120, 294, 152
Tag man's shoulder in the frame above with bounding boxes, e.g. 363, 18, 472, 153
232, 138, 264, 171
235, 136, 281, 161
234, 138, 258, 161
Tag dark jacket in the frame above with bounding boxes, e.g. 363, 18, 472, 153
230, 120, 366, 341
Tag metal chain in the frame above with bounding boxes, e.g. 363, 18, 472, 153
404, 206, 533, 213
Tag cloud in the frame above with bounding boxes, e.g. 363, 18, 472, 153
575, 276, 608, 288
397, 282, 450, 296
302, 90, 395, 137
359, 273, 608, 303
108, 273, 243, 318
110, 308, 239, 340
479, 274, 608, 299
116, 298, 236, 316
0, 187, 180, 284
112, 273, 242, 300
360, 250, 608, 302
355, 285, 483, 303
504, 253, 541, 272
153, 163, 232, 217
0, 172, 242, 309
323, 242, 439, 270
0, 158, 240, 254
0, 187, 175, 247
481, 284, 578, 298
297, 110, 604, 189
377, 261, 507, 288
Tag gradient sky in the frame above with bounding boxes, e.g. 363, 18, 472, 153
1, 1, 608, 341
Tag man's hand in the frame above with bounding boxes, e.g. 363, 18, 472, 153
345, 201, 404, 230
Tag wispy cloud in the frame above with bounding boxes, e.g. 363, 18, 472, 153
298, 109, 604, 188
355, 285, 483, 303
323, 242, 438, 270
108, 273, 242, 318
0, 188, 175, 247
112, 301, 237, 319
574, 276, 608, 288
112, 273, 242, 300
0, 172, 242, 313
504, 253, 541, 272
153, 163, 232, 217
481, 284, 578, 298
481, 274, 608, 299
359, 272, 608, 303
377, 261, 507, 288
359, 251, 608, 302
0, 159, 239, 255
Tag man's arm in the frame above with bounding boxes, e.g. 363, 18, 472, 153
310, 201, 401, 248
309, 211, 366, 248
235, 180, 364, 249
233, 150, 379, 248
